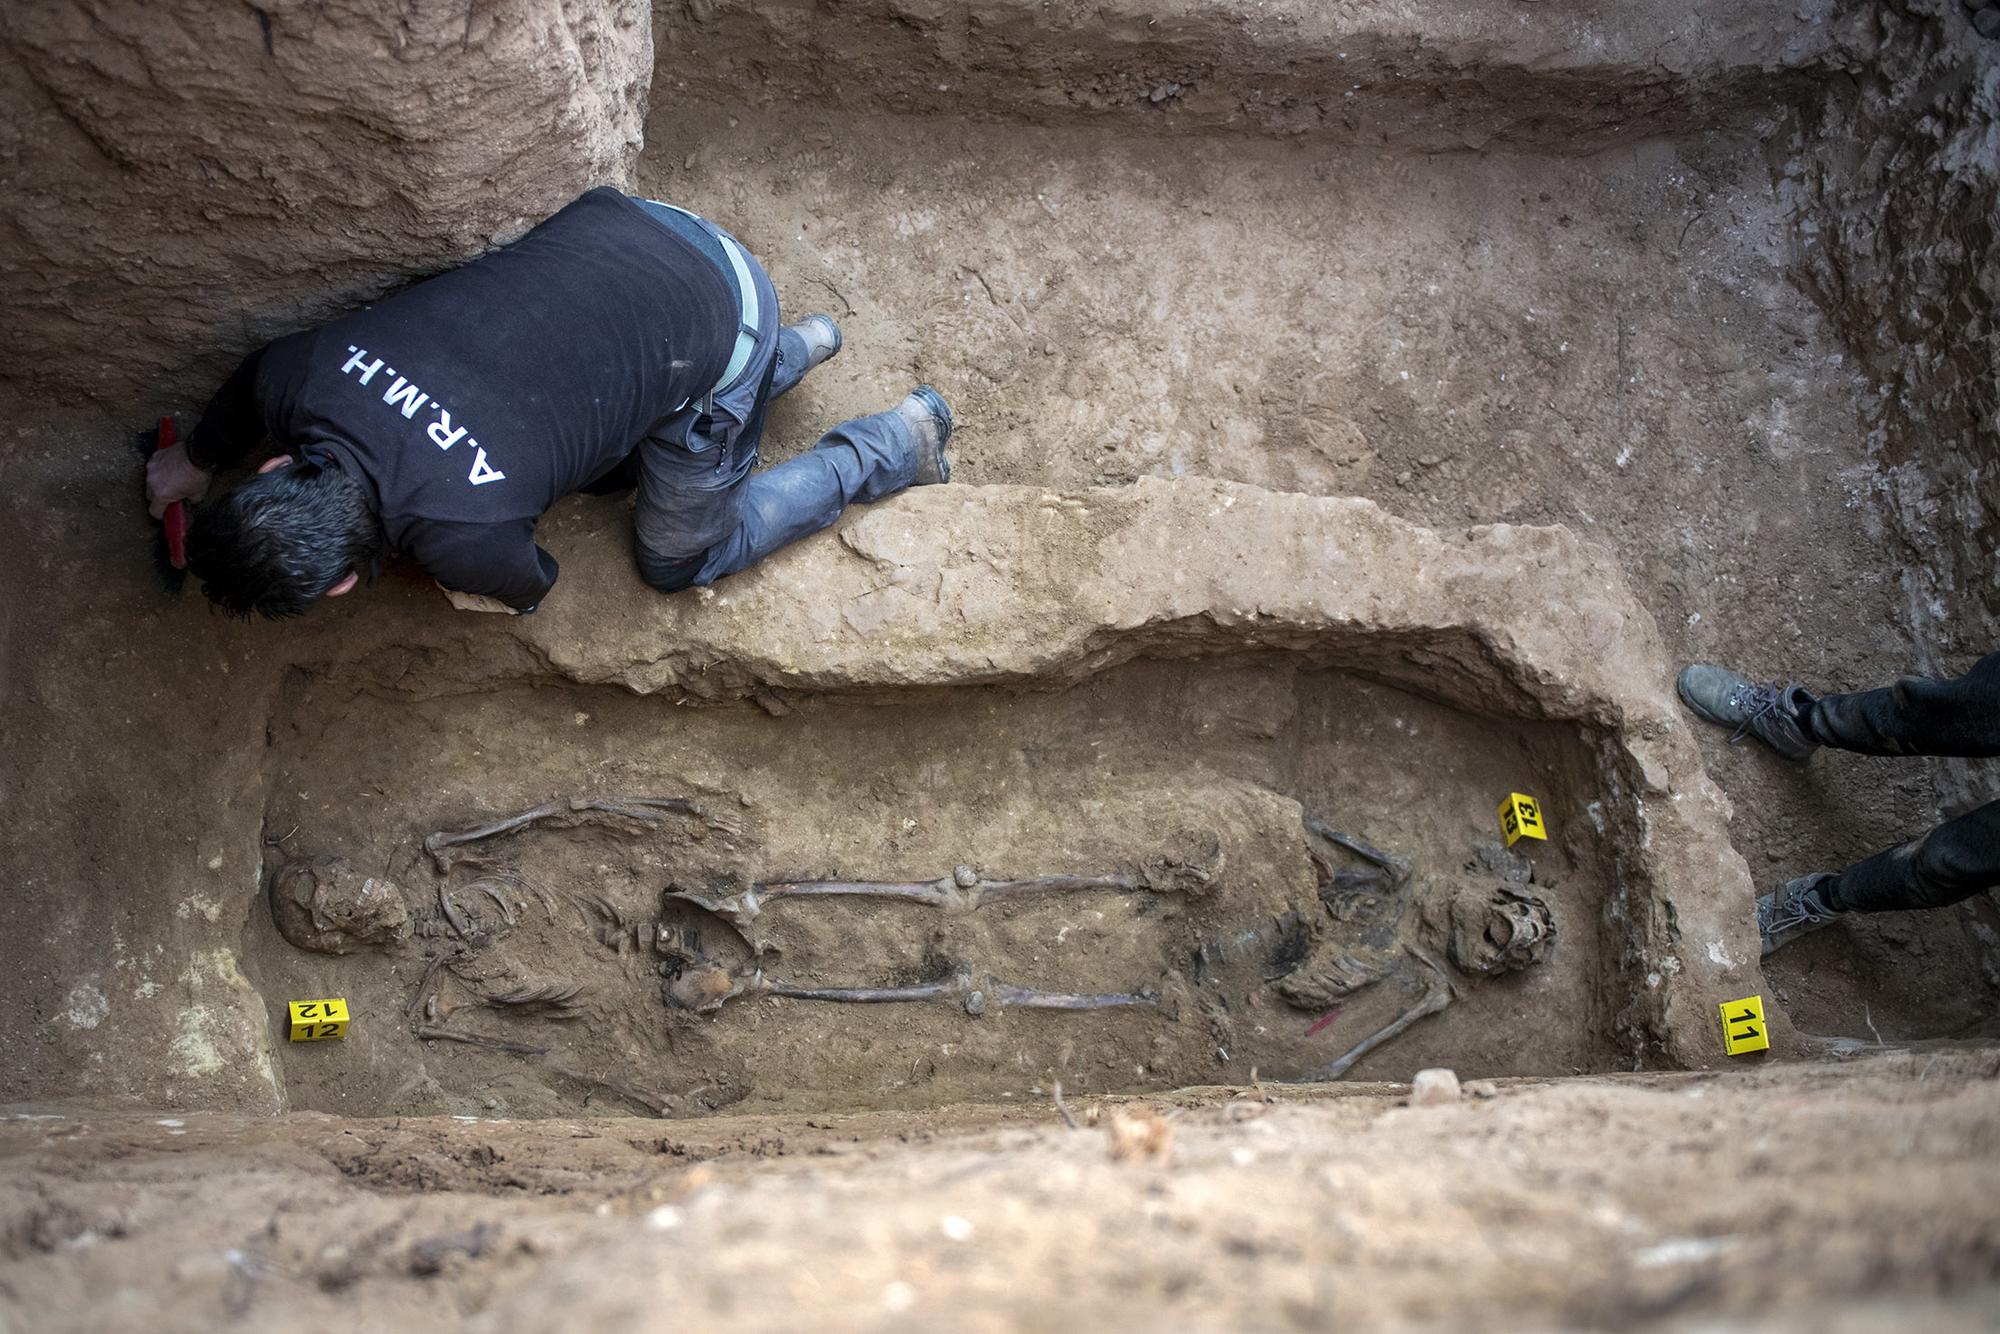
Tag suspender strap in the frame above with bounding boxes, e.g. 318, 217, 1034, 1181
649, 201, 760, 413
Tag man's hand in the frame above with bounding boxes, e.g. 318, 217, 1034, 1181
146, 443, 210, 519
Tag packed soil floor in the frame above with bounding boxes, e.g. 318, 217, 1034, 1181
4, 1051, 1998, 1332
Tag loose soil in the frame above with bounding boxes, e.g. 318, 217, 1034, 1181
3, 1051, 1997, 1332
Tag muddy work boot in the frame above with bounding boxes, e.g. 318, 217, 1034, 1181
1756, 873, 1841, 955
783, 314, 842, 371
1676, 664, 1819, 761
895, 385, 955, 485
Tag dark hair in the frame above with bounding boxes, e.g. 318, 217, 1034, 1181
186, 457, 383, 619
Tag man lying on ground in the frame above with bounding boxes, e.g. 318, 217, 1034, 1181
145, 187, 953, 617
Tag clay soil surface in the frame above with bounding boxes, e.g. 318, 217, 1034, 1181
4, 1051, 1998, 1332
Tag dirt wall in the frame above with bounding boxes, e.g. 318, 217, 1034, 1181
0, 0, 652, 410
0, 0, 1861, 427
654, 0, 1843, 153
1786, 2, 1999, 671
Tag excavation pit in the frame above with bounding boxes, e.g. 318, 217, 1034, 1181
223, 477, 1762, 1119
254, 658, 1615, 1119
4, 0, 1996, 1324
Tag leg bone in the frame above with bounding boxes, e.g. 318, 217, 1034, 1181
665, 963, 1157, 1016
425, 794, 740, 872
1303, 814, 1411, 885
414, 1025, 550, 1057
1307, 954, 1454, 1081
666, 867, 1150, 952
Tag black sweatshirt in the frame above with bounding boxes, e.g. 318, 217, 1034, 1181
187, 188, 738, 609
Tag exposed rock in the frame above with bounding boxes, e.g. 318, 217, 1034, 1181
1409, 1068, 1461, 1106
0, 0, 652, 410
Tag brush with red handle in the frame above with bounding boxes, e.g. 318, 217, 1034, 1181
134, 414, 190, 592
154, 415, 189, 571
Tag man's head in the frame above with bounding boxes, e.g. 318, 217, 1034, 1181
186, 453, 382, 618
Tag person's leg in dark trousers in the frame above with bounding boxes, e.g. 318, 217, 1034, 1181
1815, 799, 2000, 914
1677, 652, 2000, 949
635, 398, 945, 593
1785, 653, 2000, 917
1803, 652, 2000, 757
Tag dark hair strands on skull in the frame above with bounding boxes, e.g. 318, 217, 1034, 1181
185, 455, 383, 619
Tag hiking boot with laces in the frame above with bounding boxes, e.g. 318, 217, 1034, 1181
1676, 664, 1819, 761
1756, 873, 1841, 955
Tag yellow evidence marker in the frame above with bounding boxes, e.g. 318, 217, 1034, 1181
1498, 792, 1548, 847
288, 998, 350, 1042
1718, 995, 1770, 1056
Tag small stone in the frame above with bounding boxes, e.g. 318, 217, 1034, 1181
1638, 753, 1672, 794
1409, 1068, 1462, 1106
1462, 1079, 1499, 1100
1976, 7, 2000, 38
953, 865, 978, 888
1105, 1106, 1174, 1161
963, 991, 986, 1017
